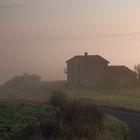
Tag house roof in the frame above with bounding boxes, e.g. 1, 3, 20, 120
66, 55, 109, 64
108, 66, 136, 76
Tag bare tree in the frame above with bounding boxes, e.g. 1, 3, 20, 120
134, 64, 140, 80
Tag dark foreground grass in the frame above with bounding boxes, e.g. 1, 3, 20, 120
0, 87, 131, 140
0, 98, 105, 140
0, 99, 130, 140
25, 115, 130, 140
44, 92, 130, 140
0, 101, 56, 140
46, 99, 104, 140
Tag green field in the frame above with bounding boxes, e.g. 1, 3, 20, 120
63, 88, 140, 112
0, 101, 56, 140
0, 101, 130, 140
96, 116, 130, 140
0, 81, 140, 111
0, 81, 131, 140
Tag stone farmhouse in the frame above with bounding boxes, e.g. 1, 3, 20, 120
65, 52, 137, 87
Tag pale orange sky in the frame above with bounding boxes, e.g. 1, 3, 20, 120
0, 0, 140, 84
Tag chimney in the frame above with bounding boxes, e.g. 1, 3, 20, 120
85, 52, 88, 56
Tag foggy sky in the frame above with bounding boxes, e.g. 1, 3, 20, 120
1, 0, 140, 84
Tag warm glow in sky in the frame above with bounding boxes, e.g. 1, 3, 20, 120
0, 0, 140, 84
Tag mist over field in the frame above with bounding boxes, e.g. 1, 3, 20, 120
1, 0, 140, 84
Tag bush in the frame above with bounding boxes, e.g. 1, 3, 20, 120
4, 73, 41, 90
49, 91, 67, 107
43, 94, 105, 140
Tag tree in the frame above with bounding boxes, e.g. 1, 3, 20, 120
134, 64, 140, 80
4, 73, 41, 89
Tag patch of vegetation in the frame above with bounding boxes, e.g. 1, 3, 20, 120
64, 88, 140, 112
49, 90, 67, 107
4, 73, 41, 90
1, 81, 140, 112
0, 101, 56, 140
96, 116, 130, 140
46, 100, 104, 139
43, 91, 130, 140
0, 92, 130, 140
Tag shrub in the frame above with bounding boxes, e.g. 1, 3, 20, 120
49, 90, 67, 107
43, 95, 105, 140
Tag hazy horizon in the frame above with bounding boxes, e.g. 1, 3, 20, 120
1, 0, 140, 84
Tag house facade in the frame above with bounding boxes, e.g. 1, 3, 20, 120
65, 53, 136, 87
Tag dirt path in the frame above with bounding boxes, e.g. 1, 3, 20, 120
102, 107, 140, 140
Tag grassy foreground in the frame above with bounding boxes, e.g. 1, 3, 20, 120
0, 101, 56, 140
97, 116, 130, 140
0, 100, 130, 140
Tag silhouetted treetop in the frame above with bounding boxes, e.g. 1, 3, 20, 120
4, 73, 41, 89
